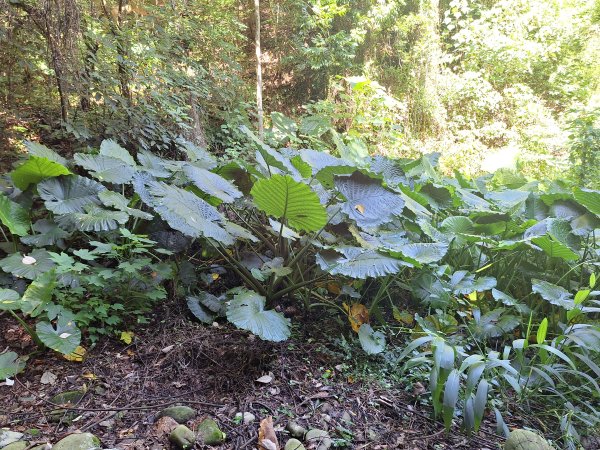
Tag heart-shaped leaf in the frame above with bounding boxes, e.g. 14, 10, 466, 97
10, 156, 71, 190
358, 324, 386, 355
0, 351, 25, 379
226, 290, 290, 342
0, 194, 30, 236
0, 250, 55, 280
0, 288, 20, 311
251, 174, 327, 232
36, 315, 81, 354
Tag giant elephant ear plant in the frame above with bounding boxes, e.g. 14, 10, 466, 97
1, 132, 600, 445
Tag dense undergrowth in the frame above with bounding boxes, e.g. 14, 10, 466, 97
1, 129, 599, 447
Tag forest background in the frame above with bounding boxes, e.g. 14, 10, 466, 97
1, 0, 599, 184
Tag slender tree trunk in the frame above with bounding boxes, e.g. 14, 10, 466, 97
254, 0, 264, 138
45, 24, 69, 122
188, 91, 207, 148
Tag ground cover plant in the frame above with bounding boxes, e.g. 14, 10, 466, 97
0, 132, 599, 447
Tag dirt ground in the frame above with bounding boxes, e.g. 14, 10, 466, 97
0, 298, 508, 450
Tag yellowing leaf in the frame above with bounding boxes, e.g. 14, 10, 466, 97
120, 331, 135, 344
258, 416, 279, 450
354, 204, 365, 215
63, 345, 86, 362
82, 372, 97, 380
347, 303, 369, 333
392, 307, 414, 325
467, 291, 478, 302
212, 273, 220, 280
327, 282, 341, 295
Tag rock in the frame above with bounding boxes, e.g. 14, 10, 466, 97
50, 390, 85, 405
3, 443, 28, 450
286, 421, 306, 439
29, 445, 51, 450
153, 416, 179, 437
505, 429, 554, 450
340, 412, 352, 424
0, 430, 23, 448
157, 406, 196, 424
169, 425, 196, 449
196, 418, 226, 445
285, 438, 306, 450
52, 433, 101, 450
234, 412, 256, 424
305, 429, 332, 450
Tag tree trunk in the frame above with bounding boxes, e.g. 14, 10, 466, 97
188, 91, 208, 148
254, 0, 264, 139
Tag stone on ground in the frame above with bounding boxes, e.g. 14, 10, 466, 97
286, 421, 307, 439
52, 433, 101, 450
196, 418, 226, 445
157, 406, 196, 423
505, 429, 554, 450
2, 442, 28, 450
169, 425, 196, 449
0, 430, 23, 448
285, 438, 306, 450
305, 429, 332, 450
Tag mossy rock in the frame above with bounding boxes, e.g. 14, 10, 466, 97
3, 442, 28, 450
505, 429, 554, 450
50, 390, 85, 405
285, 438, 306, 450
169, 425, 196, 449
157, 406, 196, 424
196, 418, 226, 445
52, 433, 101, 450
0, 430, 24, 448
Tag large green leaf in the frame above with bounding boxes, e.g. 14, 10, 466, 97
99, 139, 136, 166
0, 249, 55, 280
184, 165, 242, 203
451, 271, 497, 295
527, 218, 580, 261
0, 351, 25, 380
187, 291, 226, 324
226, 290, 291, 342
178, 140, 217, 169
396, 243, 448, 265
24, 141, 68, 166
21, 219, 71, 247
38, 175, 105, 214
19, 271, 56, 316
573, 188, 600, 217
74, 153, 135, 184
532, 279, 575, 310
0, 194, 30, 236
0, 288, 20, 311
36, 315, 81, 354
469, 309, 520, 339
299, 149, 353, 176
358, 324, 386, 354
98, 190, 153, 220
136, 150, 172, 178
10, 156, 71, 190
134, 174, 233, 244
440, 216, 475, 235
251, 174, 327, 232
55, 205, 129, 232
335, 172, 404, 228
316, 247, 409, 278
